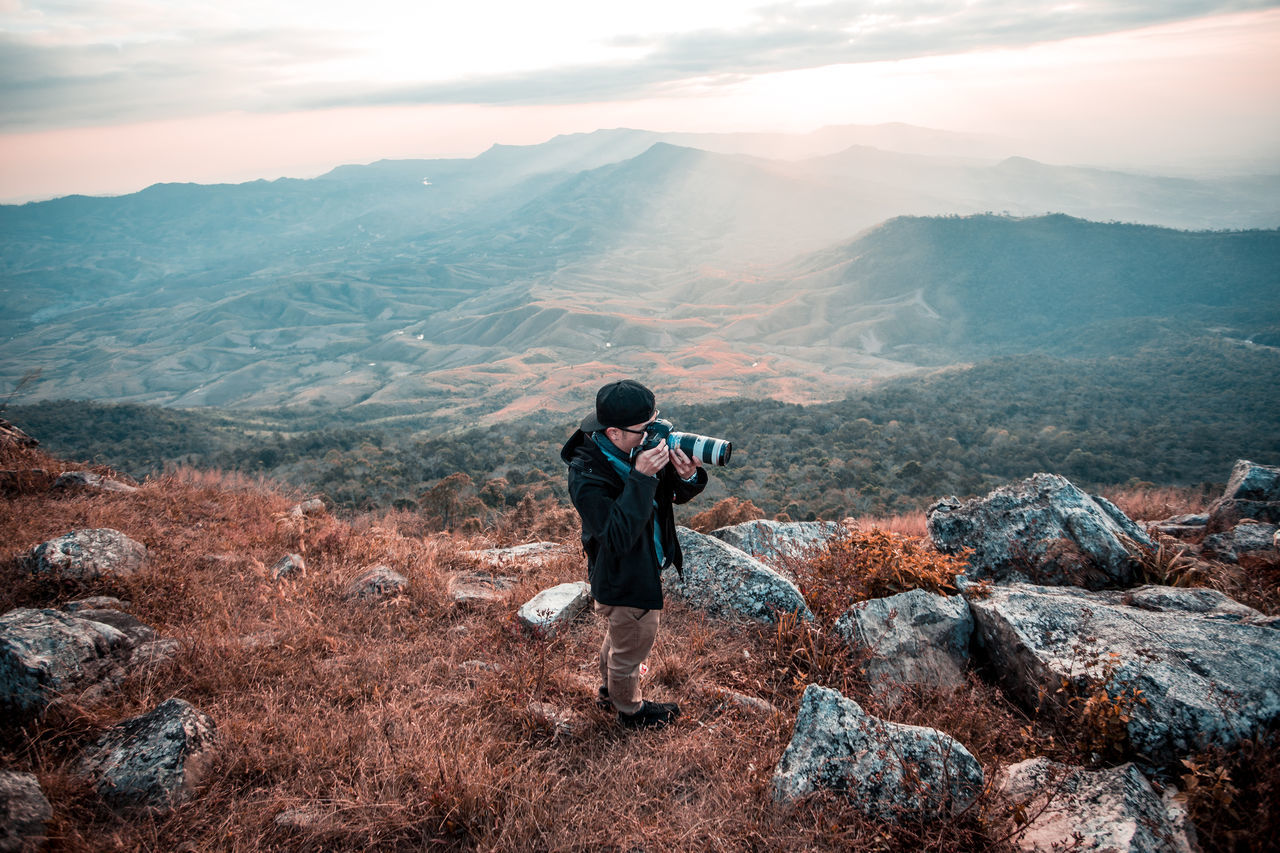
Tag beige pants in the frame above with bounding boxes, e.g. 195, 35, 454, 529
595, 602, 660, 714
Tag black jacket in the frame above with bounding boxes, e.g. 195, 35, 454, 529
560, 429, 707, 609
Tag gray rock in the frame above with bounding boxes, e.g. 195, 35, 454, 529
71, 609, 156, 645
517, 581, 592, 637
270, 553, 305, 580
709, 520, 840, 567
708, 688, 780, 717
771, 684, 983, 821
1203, 522, 1279, 564
26, 529, 147, 580
1148, 513, 1207, 539
0, 771, 53, 852
51, 471, 137, 493
834, 589, 973, 698
465, 542, 569, 568
61, 596, 129, 613
928, 473, 1153, 588
78, 697, 219, 812
666, 527, 812, 624
1221, 458, 1280, 502
1206, 459, 1280, 533
289, 498, 326, 517
969, 583, 1280, 764
1, 608, 135, 720
274, 805, 335, 832
999, 758, 1195, 853
527, 701, 579, 737
446, 571, 515, 606
343, 566, 408, 600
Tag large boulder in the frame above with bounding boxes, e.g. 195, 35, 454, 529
77, 698, 219, 812
709, 520, 840, 567
665, 527, 812, 624
771, 684, 983, 821
928, 473, 1153, 588
968, 583, 1280, 765
26, 529, 147, 581
833, 589, 973, 698
516, 582, 592, 637
1, 608, 136, 720
1206, 459, 1280, 533
0, 771, 53, 852
998, 758, 1195, 853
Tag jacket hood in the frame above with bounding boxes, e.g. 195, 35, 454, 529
560, 429, 589, 466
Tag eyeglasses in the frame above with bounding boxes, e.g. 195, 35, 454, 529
611, 411, 659, 435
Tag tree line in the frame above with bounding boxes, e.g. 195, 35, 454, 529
9, 336, 1278, 528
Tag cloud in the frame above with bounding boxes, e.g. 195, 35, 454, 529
1, 0, 1276, 130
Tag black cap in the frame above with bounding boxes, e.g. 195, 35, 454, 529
579, 379, 655, 432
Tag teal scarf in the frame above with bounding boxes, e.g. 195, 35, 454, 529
592, 432, 665, 569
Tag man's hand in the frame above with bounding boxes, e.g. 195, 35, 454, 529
670, 445, 702, 480
633, 443, 670, 476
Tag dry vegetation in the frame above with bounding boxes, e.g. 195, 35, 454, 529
1, 443, 1276, 851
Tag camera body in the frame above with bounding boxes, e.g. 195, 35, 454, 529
640, 418, 733, 466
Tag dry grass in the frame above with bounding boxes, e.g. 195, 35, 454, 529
846, 512, 930, 538
1, 443, 1274, 851
1101, 484, 1212, 522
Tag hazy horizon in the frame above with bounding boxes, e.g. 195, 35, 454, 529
2, 2, 1279, 204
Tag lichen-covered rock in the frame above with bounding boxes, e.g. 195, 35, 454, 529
51, 471, 137, 493
517, 582, 592, 637
446, 571, 515, 606
999, 758, 1196, 852
834, 589, 972, 698
1147, 513, 1208, 539
707, 688, 780, 718
26, 529, 147, 580
289, 498, 327, 517
343, 566, 408, 600
709, 520, 840, 568
969, 583, 1280, 764
1206, 459, 1280, 533
666, 527, 812, 624
270, 553, 305, 580
1, 608, 136, 719
465, 542, 570, 569
527, 701, 579, 737
0, 771, 53, 852
1203, 521, 1279, 566
61, 596, 129, 613
928, 473, 1152, 588
78, 698, 219, 812
771, 685, 983, 820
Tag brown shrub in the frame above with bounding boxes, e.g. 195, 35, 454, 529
1181, 733, 1280, 853
684, 496, 767, 533
792, 528, 970, 627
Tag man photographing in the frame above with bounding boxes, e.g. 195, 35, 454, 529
560, 379, 708, 729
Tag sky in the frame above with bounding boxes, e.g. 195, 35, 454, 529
2, 0, 1278, 203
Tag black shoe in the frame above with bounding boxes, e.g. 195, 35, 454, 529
618, 700, 680, 730
596, 685, 611, 710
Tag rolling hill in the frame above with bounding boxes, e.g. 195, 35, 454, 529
2, 128, 1278, 421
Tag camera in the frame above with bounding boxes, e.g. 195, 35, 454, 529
640, 418, 733, 466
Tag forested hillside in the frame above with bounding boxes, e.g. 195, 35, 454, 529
11, 337, 1277, 523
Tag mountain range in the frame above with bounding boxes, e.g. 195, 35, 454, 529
2, 125, 1278, 425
